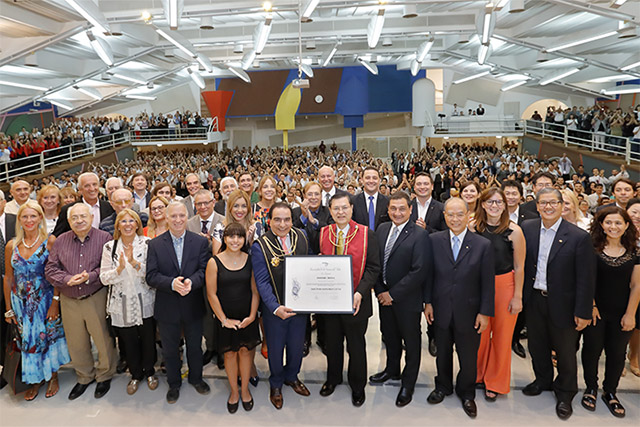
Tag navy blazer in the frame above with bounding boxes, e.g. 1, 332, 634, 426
352, 192, 390, 231
516, 204, 538, 225
427, 230, 495, 333
409, 198, 447, 233
521, 218, 596, 328
375, 221, 432, 312
145, 230, 210, 324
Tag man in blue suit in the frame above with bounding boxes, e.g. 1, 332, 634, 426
146, 201, 211, 404
425, 197, 494, 418
252, 202, 311, 410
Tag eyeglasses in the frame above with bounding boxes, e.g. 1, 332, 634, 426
484, 200, 504, 206
537, 200, 561, 207
195, 200, 214, 208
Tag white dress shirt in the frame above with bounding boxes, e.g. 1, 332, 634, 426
449, 228, 468, 254
322, 187, 337, 206
509, 206, 520, 224
83, 198, 101, 229
416, 197, 432, 222
533, 218, 562, 291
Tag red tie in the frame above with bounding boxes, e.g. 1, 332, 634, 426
280, 237, 289, 255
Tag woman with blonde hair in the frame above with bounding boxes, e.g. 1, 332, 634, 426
3, 201, 70, 400
212, 190, 261, 255
143, 196, 169, 238
37, 185, 62, 234
560, 189, 590, 231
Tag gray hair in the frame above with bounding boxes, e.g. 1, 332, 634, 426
78, 172, 99, 187
105, 177, 123, 187
535, 187, 562, 203
220, 176, 238, 189
194, 189, 213, 200
444, 197, 469, 212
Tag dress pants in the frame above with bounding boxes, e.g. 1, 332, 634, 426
476, 272, 518, 394
526, 290, 580, 403
60, 288, 117, 384
116, 317, 157, 381
157, 317, 204, 389
323, 314, 368, 394
434, 319, 481, 400
261, 310, 307, 389
379, 304, 421, 390
581, 318, 632, 393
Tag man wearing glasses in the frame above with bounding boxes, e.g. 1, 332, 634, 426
520, 172, 556, 217
99, 188, 148, 235
520, 188, 595, 420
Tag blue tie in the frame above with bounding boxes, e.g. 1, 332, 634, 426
368, 196, 375, 231
452, 235, 460, 261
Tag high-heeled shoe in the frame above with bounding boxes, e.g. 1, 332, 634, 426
249, 376, 259, 387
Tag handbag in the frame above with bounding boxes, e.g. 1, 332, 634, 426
2, 323, 30, 395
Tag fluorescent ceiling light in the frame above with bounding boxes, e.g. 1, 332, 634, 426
110, 73, 146, 85
358, 57, 378, 75
587, 74, 636, 83
253, 17, 273, 54
74, 85, 102, 100
302, 0, 320, 21
410, 60, 420, 76
539, 67, 581, 85
44, 98, 74, 110
166, 0, 183, 30
195, 54, 213, 73
64, 0, 109, 34
300, 63, 314, 78
416, 38, 434, 63
86, 31, 113, 66
500, 79, 529, 91
322, 42, 340, 67
156, 28, 196, 57
481, 9, 493, 44
546, 31, 618, 52
620, 60, 640, 71
0, 80, 48, 91
452, 70, 491, 85
602, 84, 640, 95
478, 44, 490, 65
241, 50, 257, 70
187, 68, 205, 89
228, 67, 251, 83
125, 94, 157, 100
610, 0, 628, 8
367, 8, 385, 49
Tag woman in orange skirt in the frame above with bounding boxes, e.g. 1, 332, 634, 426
473, 187, 526, 401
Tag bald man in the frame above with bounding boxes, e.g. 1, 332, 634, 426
5, 180, 31, 215
318, 166, 349, 207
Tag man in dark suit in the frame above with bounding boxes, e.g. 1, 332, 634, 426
317, 193, 380, 407
53, 172, 114, 237
409, 172, 447, 234
146, 201, 211, 404
352, 166, 389, 231
0, 190, 16, 388
214, 176, 238, 216
519, 172, 556, 218
425, 197, 494, 419
520, 188, 596, 420
318, 166, 348, 207
370, 191, 432, 407
596, 177, 635, 212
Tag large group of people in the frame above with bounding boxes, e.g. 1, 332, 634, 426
1, 143, 639, 422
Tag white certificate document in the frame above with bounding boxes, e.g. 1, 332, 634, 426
284, 255, 354, 314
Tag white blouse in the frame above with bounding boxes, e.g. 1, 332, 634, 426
100, 235, 155, 327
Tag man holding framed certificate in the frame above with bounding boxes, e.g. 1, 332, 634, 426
316, 193, 381, 407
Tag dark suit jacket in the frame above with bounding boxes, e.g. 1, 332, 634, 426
292, 205, 333, 254
214, 200, 226, 216
515, 204, 538, 225
352, 192, 389, 231
409, 198, 447, 233
351, 228, 381, 321
426, 230, 495, 333
3, 213, 16, 242
521, 218, 596, 328
375, 221, 432, 312
145, 230, 210, 324
519, 200, 539, 218
52, 199, 114, 237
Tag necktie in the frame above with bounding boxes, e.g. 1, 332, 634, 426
336, 230, 345, 255
452, 235, 460, 261
324, 193, 330, 207
383, 227, 399, 282
201, 220, 209, 234
280, 236, 290, 255
368, 196, 375, 231
0, 227, 5, 277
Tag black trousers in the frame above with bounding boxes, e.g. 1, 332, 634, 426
323, 314, 368, 393
581, 318, 632, 393
157, 317, 203, 389
526, 290, 580, 403
379, 304, 421, 390
433, 320, 480, 400
115, 317, 157, 381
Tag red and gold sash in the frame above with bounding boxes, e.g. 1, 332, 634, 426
319, 220, 368, 291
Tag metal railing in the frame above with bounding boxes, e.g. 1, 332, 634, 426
130, 127, 209, 142
435, 118, 523, 135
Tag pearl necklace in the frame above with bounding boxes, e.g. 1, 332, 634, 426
23, 235, 41, 249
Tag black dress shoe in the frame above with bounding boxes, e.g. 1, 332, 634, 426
462, 399, 478, 418
369, 371, 401, 384
68, 380, 95, 400
0, 377, 8, 390
428, 338, 437, 357
319, 383, 336, 397
242, 398, 254, 411
227, 400, 239, 414
512, 341, 527, 359
217, 357, 225, 370
166, 388, 180, 404
94, 380, 111, 399
395, 387, 413, 407
352, 390, 365, 407
556, 400, 573, 420
116, 359, 128, 374
522, 382, 551, 396
202, 350, 216, 365
192, 380, 211, 395
427, 389, 448, 404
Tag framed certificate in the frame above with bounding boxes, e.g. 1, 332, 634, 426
284, 255, 354, 314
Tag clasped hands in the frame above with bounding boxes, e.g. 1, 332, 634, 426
67, 271, 89, 286
221, 316, 255, 330
172, 276, 193, 296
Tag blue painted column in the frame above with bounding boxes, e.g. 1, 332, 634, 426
344, 115, 363, 153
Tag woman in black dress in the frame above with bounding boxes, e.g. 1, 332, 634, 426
205, 223, 260, 413
581, 206, 640, 418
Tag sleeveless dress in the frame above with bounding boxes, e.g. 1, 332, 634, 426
214, 256, 261, 353
10, 240, 70, 384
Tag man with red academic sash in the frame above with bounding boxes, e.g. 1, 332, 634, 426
316, 193, 380, 407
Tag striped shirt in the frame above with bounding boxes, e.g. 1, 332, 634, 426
45, 227, 113, 298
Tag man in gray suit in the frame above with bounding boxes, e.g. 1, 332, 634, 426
181, 173, 202, 218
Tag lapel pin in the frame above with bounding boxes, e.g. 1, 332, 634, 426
558, 240, 563, 243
